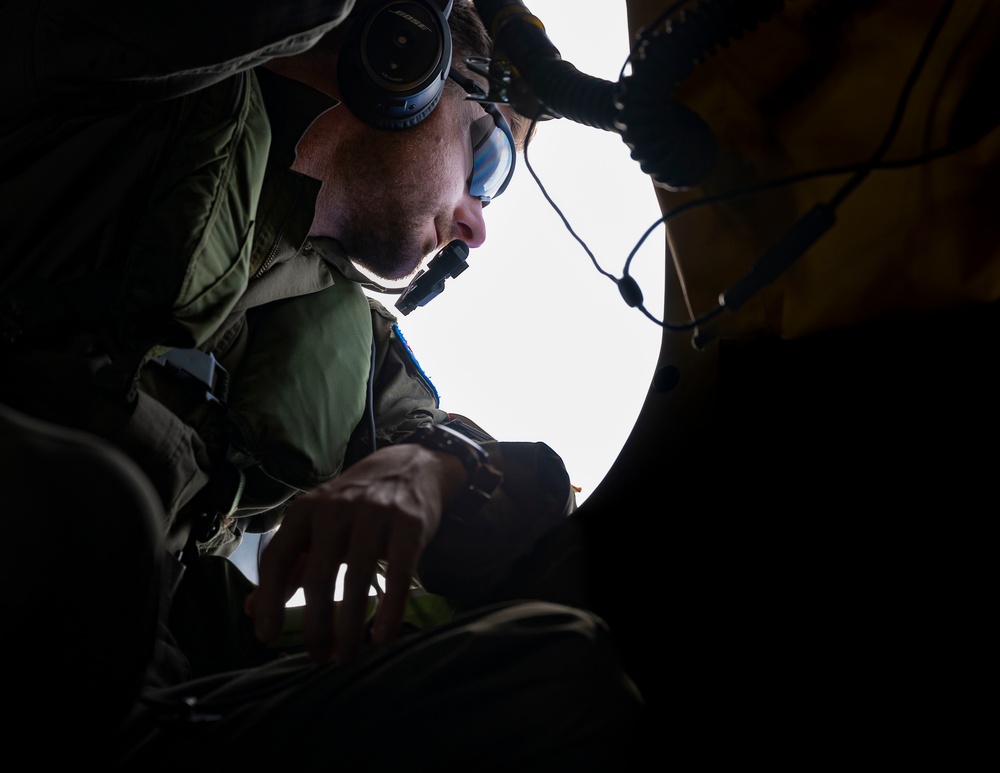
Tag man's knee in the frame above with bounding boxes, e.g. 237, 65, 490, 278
0, 402, 165, 742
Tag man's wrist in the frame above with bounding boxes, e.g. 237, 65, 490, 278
402, 423, 503, 513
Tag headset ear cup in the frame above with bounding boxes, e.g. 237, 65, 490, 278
338, 0, 453, 130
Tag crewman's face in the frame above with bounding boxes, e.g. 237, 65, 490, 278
304, 83, 493, 281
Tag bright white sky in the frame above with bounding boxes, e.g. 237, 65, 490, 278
369, 0, 666, 504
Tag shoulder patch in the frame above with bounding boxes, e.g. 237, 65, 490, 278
392, 323, 440, 405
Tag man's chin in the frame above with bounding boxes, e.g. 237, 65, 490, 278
353, 252, 425, 282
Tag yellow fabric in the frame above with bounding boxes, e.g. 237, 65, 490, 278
625, 0, 1000, 342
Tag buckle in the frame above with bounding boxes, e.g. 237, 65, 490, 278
151, 348, 230, 404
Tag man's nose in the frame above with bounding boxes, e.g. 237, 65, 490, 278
452, 196, 487, 249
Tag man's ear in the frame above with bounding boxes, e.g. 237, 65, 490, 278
336, 0, 454, 130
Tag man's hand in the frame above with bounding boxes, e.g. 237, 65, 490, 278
244, 443, 466, 663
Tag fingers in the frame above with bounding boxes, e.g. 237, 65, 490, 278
336, 503, 416, 660
251, 489, 379, 662
298, 496, 349, 662
247, 446, 451, 661
371, 517, 424, 647
336, 541, 379, 662
252, 493, 344, 657
251, 509, 310, 645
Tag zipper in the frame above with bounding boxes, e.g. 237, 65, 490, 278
252, 180, 300, 280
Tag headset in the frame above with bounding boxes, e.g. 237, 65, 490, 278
336, 0, 518, 316
338, 0, 456, 130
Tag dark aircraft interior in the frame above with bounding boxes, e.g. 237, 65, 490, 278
465, 0, 997, 751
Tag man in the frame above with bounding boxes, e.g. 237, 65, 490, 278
0, 0, 643, 766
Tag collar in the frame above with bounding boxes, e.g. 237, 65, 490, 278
248, 68, 337, 279
308, 236, 401, 295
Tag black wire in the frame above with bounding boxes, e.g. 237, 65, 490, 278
627, 142, 976, 331
525, 0, 964, 332
827, 0, 954, 209
522, 118, 618, 283
622, 134, 980, 282
367, 336, 377, 453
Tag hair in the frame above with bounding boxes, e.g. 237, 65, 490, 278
446, 1, 531, 150
314, 0, 531, 149
448, 0, 492, 64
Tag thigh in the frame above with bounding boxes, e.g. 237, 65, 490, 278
117, 600, 644, 771
0, 401, 165, 760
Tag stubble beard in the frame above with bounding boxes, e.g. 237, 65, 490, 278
336, 203, 427, 281
327, 129, 436, 281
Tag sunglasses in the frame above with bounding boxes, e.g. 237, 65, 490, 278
448, 69, 516, 205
